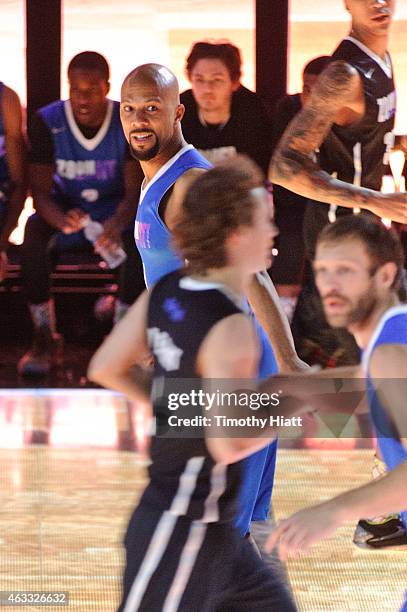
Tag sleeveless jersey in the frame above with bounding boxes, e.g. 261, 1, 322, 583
0, 82, 10, 206
134, 143, 278, 534
141, 269, 243, 523
39, 99, 127, 222
307, 37, 396, 247
134, 144, 210, 288
362, 306, 407, 530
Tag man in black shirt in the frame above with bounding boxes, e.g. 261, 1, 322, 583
181, 41, 272, 173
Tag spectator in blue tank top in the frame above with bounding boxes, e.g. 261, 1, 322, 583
18, 52, 145, 378
0, 81, 27, 282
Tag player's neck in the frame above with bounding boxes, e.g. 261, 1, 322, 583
349, 27, 389, 60
141, 133, 188, 183
198, 106, 231, 127
350, 294, 399, 350
193, 267, 246, 303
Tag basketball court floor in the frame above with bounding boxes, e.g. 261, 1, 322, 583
0, 389, 406, 611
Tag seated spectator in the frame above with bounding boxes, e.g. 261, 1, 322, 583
180, 40, 272, 173
0, 81, 27, 281
270, 56, 330, 321
18, 51, 145, 377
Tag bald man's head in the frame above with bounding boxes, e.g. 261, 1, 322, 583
122, 64, 180, 106
120, 63, 185, 162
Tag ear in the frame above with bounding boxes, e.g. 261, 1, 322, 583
231, 80, 240, 93
175, 103, 185, 123
105, 81, 110, 95
377, 261, 398, 290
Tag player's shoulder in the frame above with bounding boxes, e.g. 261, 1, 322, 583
174, 166, 206, 193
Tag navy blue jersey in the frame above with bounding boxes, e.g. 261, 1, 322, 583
134, 143, 278, 535
306, 37, 396, 253
0, 82, 10, 207
140, 269, 243, 523
362, 306, 407, 530
39, 99, 127, 222
321, 37, 395, 192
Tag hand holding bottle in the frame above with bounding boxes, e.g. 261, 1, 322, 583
81, 215, 127, 269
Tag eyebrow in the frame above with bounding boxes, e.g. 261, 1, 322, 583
192, 71, 226, 77
121, 97, 162, 104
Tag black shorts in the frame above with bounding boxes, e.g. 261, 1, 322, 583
118, 505, 297, 612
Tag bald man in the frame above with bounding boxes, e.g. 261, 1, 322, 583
120, 63, 305, 554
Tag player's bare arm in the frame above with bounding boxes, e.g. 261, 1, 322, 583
198, 313, 275, 464
245, 271, 309, 372
88, 289, 152, 404
30, 163, 86, 233
270, 61, 407, 223
97, 158, 143, 249
163, 167, 206, 230
266, 458, 407, 561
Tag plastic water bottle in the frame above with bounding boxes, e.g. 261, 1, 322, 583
82, 216, 127, 269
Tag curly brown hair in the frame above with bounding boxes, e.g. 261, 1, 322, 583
172, 156, 265, 274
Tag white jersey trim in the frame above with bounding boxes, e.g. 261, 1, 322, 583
64, 99, 114, 151
362, 305, 407, 373
179, 276, 244, 310
139, 144, 194, 206
345, 36, 393, 79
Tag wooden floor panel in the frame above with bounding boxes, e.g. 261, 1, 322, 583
0, 393, 406, 611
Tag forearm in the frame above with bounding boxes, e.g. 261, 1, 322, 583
33, 192, 67, 230
110, 196, 137, 229
271, 150, 385, 212
331, 461, 407, 524
89, 364, 151, 405
246, 272, 299, 370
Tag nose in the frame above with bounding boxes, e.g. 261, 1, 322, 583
130, 108, 149, 128
270, 221, 279, 240
77, 91, 91, 104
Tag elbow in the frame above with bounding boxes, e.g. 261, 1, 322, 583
269, 152, 288, 188
87, 356, 110, 387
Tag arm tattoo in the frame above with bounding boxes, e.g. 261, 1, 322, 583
270, 61, 377, 211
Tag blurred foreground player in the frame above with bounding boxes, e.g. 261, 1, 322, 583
89, 158, 296, 611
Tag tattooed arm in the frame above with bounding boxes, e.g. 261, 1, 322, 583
270, 61, 407, 223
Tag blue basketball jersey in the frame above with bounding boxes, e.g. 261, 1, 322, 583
39, 99, 127, 222
362, 306, 407, 530
134, 143, 279, 535
0, 82, 10, 207
134, 145, 210, 288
